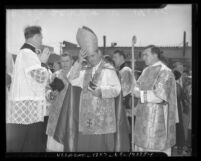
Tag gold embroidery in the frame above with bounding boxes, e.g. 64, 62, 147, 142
79, 61, 116, 134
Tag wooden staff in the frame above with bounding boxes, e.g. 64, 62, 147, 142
131, 36, 137, 152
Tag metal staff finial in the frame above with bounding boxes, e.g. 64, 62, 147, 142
132, 36, 137, 45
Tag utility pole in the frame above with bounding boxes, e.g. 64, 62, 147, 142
183, 31, 186, 65
59, 42, 63, 55
103, 35, 106, 55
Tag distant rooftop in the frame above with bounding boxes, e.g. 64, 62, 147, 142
100, 46, 191, 48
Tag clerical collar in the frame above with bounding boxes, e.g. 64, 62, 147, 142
20, 43, 36, 53
119, 62, 127, 71
21, 43, 48, 69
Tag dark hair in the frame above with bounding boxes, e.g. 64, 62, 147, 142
113, 50, 126, 59
144, 45, 163, 59
104, 55, 115, 66
24, 26, 42, 40
173, 70, 181, 80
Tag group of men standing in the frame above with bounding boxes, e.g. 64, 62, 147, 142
6, 25, 180, 156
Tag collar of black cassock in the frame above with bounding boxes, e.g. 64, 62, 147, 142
20, 43, 49, 69
119, 62, 127, 71
20, 43, 36, 53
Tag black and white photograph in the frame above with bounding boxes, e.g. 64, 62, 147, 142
5, 4, 195, 157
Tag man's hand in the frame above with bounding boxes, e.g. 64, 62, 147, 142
46, 90, 58, 103
50, 90, 59, 101
78, 49, 87, 64
89, 87, 102, 97
38, 47, 50, 63
133, 87, 140, 98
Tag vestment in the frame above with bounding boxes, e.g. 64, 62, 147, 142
54, 60, 130, 152
6, 43, 50, 152
134, 61, 178, 156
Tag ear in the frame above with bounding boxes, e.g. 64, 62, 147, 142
120, 54, 124, 60
32, 34, 38, 40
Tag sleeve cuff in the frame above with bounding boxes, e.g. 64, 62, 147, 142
147, 90, 163, 103
101, 86, 110, 98
140, 91, 144, 103
140, 90, 147, 103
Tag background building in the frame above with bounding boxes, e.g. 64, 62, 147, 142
62, 41, 192, 72
9, 41, 191, 73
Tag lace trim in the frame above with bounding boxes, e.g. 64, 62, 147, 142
6, 100, 46, 124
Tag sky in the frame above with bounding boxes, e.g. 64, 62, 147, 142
6, 4, 192, 54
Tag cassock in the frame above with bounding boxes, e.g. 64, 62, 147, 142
6, 43, 50, 152
134, 61, 178, 156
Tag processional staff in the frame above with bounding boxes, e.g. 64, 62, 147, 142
131, 35, 137, 152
